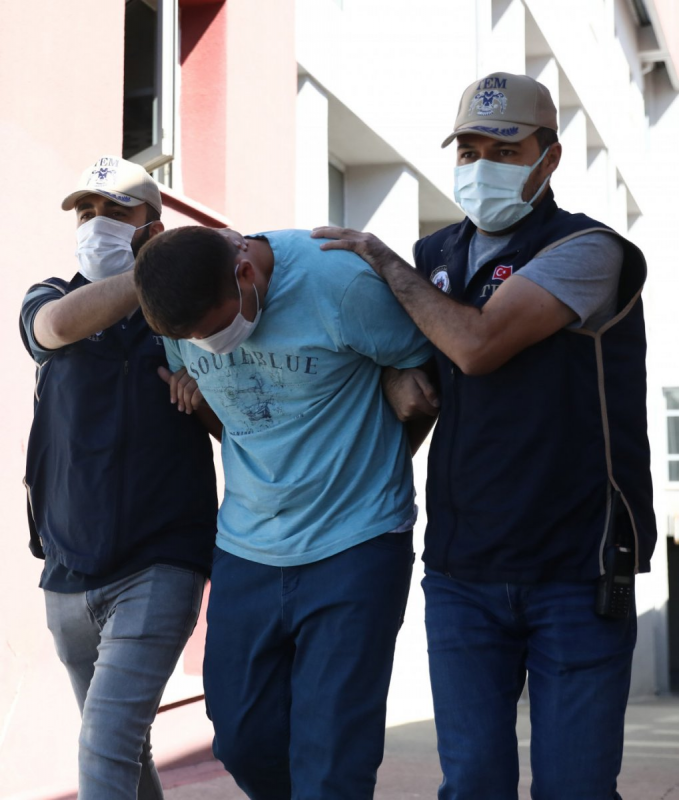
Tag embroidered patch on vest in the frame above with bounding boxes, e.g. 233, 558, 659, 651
431, 266, 451, 293
492, 265, 513, 281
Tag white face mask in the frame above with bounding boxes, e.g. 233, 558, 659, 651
76, 216, 152, 282
189, 266, 262, 354
453, 148, 550, 233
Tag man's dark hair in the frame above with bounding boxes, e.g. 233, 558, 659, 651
135, 226, 239, 338
534, 126, 559, 152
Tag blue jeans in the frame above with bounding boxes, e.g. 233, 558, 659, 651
203, 532, 415, 800
423, 570, 636, 800
45, 564, 205, 800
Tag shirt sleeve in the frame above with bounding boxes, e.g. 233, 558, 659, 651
338, 269, 434, 368
162, 337, 187, 373
19, 281, 68, 365
518, 232, 624, 330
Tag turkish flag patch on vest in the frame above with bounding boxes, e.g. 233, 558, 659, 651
492, 265, 513, 281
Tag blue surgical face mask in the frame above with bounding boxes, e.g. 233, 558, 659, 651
453, 148, 550, 233
189, 265, 262, 354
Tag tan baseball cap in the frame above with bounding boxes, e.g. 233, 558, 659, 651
441, 72, 558, 148
61, 155, 162, 214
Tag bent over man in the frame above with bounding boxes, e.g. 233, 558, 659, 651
20, 157, 217, 799
314, 72, 657, 800
134, 226, 433, 800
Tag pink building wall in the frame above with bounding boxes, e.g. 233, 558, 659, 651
179, 0, 297, 232
0, 3, 128, 795
222, 0, 297, 233
180, 0, 229, 213
652, 0, 679, 86
0, 1, 297, 796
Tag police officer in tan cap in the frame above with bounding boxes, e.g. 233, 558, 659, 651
314, 73, 656, 800
20, 157, 218, 799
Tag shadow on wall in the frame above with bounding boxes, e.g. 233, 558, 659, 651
648, 66, 678, 125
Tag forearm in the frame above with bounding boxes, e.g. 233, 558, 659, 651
380, 260, 579, 374
380, 362, 438, 455
34, 271, 140, 349
315, 228, 579, 376
379, 258, 485, 373
194, 403, 223, 442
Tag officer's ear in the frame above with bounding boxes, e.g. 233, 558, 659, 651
148, 221, 165, 240
543, 143, 562, 176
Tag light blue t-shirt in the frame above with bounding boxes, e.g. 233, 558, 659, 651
164, 230, 433, 567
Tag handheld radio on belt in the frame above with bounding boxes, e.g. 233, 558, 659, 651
596, 489, 635, 619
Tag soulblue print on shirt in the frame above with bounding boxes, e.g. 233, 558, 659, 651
187, 346, 320, 434
186, 347, 319, 380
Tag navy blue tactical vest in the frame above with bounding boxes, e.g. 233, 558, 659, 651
22, 274, 218, 577
414, 190, 656, 583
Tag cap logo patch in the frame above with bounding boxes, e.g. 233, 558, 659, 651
87, 167, 117, 189
470, 90, 507, 117
492, 265, 513, 281
86, 158, 123, 189
431, 266, 451, 293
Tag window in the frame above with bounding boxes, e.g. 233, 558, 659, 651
123, 0, 176, 174
328, 162, 345, 227
665, 388, 679, 482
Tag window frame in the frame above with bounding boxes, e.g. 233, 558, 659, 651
664, 388, 679, 484
124, 0, 177, 173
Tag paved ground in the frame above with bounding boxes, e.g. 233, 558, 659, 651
160, 696, 679, 799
